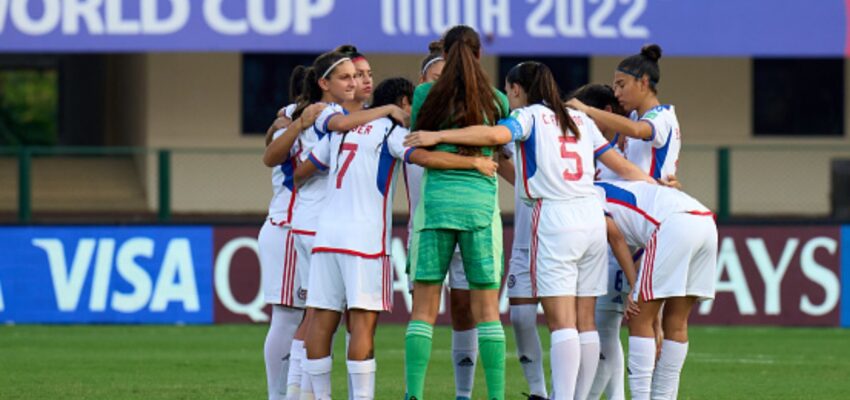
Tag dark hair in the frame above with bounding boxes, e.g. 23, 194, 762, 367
415, 25, 506, 156
617, 44, 662, 93
293, 51, 350, 119
335, 44, 367, 62
335, 77, 414, 162
420, 40, 444, 76
570, 83, 626, 116
289, 65, 308, 101
506, 62, 579, 139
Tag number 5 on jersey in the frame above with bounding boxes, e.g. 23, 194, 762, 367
559, 136, 583, 181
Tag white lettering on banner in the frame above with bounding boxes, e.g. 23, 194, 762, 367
699, 238, 756, 316
247, 0, 292, 35
34, 238, 97, 311
12, 0, 60, 35
799, 237, 840, 316
105, 0, 140, 34
33, 237, 200, 314
63, 0, 104, 35
142, 0, 189, 34
430, 0, 460, 35
214, 237, 268, 322
204, 0, 247, 35
481, 0, 510, 36
380, 0, 508, 36
151, 239, 200, 312
0, 281, 6, 312
699, 236, 840, 318
293, 0, 333, 34
527, 0, 648, 39
748, 238, 797, 315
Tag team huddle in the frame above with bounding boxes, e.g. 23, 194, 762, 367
258, 25, 718, 400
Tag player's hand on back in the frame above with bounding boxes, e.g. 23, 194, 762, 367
565, 98, 589, 113
404, 131, 441, 148
388, 105, 410, 127
301, 103, 328, 127
658, 174, 682, 190
472, 156, 498, 177
624, 290, 640, 320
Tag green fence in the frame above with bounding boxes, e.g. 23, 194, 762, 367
1, 144, 849, 224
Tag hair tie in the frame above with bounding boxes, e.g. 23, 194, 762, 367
321, 57, 351, 80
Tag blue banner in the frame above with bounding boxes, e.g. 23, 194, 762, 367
0, 226, 213, 324
0, 0, 846, 56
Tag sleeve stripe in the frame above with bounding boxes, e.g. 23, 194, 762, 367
403, 147, 416, 163
307, 153, 329, 171
498, 118, 524, 141
317, 111, 344, 135
594, 142, 614, 158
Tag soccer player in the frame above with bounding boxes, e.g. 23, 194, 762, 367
294, 77, 497, 400
284, 51, 407, 400
595, 180, 717, 400
405, 61, 652, 400
402, 25, 510, 400
567, 44, 680, 183
401, 39, 481, 400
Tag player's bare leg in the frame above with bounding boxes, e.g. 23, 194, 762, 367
347, 309, 380, 400
627, 298, 664, 400
575, 296, 600, 400
508, 297, 547, 399
449, 289, 477, 400
540, 296, 578, 400
469, 288, 505, 400
304, 308, 342, 400
651, 296, 697, 399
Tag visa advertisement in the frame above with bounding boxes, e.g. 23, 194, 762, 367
0, 0, 846, 56
0, 224, 848, 326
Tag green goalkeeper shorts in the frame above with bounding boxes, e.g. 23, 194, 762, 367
409, 215, 503, 290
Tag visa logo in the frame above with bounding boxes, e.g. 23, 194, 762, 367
33, 237, 200, 313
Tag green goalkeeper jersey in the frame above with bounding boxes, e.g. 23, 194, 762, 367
410, 81, 510, 231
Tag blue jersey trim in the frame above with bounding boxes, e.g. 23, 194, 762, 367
498, 118, 524, 141
594, 182, 638, 207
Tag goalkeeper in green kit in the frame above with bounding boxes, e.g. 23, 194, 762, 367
403, 25, 510, 400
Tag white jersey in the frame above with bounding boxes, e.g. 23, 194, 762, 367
624, 105, 681, 180
267, 104, 300, 223
500, 104, 612, 202
594, 133, 625, 181
595, 180, 711, 247
291, 103, 348, 234
310, 117, 414, 257
501, 142, 533, 250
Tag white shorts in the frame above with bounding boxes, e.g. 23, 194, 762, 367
506, 247, 532, 298
633, 212, 717, 303
406, 248, 469, 291
307, 252, 394, 312
292, 231, 316, 307
258, 220, 302, 307
596, 248, 639, 312
530, 198, 607, 298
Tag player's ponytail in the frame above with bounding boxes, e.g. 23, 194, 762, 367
507, 62, 580, 139
293, 51, 349, 119
617, 43, 663, 93
420, 40, 444, 77
415, 25, 504, 156
289, 65, 308, 102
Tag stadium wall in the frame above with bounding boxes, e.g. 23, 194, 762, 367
105, 53, 850, 216
0, 224, 847, 327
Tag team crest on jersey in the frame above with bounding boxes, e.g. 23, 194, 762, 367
507, 274, 516, 288
298, 287, 307, 300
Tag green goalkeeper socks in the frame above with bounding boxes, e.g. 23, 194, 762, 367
477, 321, 506, 400
405, 320, 433, 399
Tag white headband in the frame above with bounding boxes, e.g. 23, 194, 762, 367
421, 57, 444, 76
321, 57, 351, 80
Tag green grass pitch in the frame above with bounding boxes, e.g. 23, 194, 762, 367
2, 324, 849, 399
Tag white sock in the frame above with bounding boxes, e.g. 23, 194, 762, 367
550, 328, 580, 400
575, 331, 601, 400
303, 356, 332, 400
588, 310, 625, 400
286, 340, 306, 400
651, 340, 689, 400
265, 306, 303, 400
300, 366, 314, 400
346, 332, 353, 400
451, 328, 478, 398
510, 304, 548, 397
628, 336, 656, 400
347, 359, 377, 399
